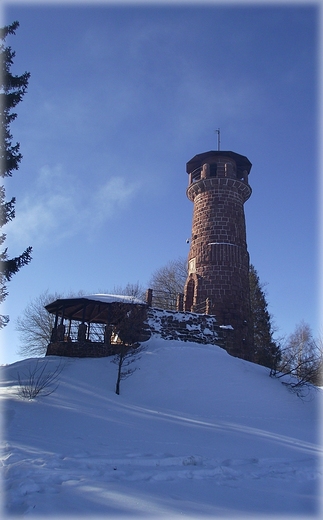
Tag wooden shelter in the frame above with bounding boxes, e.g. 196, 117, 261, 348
45, 294, 148, 358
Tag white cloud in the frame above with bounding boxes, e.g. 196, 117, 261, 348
36, 164, 65, 188
5, 166, 140, 249
95, 177, 140, 219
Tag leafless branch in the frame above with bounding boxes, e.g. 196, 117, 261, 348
16, 359, 65, 399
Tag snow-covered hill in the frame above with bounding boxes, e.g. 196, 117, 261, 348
1, 338, 322, 518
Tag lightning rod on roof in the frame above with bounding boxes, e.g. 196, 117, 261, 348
215, 128, 220, 150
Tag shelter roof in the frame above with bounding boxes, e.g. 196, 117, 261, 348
45, 294, 146, 324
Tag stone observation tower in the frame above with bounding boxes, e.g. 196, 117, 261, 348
183, 150, 253, 360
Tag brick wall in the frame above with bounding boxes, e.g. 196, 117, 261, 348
184, 152, 254, 361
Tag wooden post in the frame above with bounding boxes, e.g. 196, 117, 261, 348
146, 288, 153, 306
176, 293, 184, 311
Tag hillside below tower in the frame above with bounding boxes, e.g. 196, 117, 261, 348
183, 150, 254, 360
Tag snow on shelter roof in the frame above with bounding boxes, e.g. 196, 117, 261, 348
45, 294, 147, 324
81, 294, 145, 305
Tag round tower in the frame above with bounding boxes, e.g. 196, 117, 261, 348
183, 150, 254, 360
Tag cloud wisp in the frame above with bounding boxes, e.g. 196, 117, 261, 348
5, 165, 140, 249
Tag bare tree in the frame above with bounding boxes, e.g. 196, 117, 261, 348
271, 321, 322, 391
111, 304, 146, 395
112, 343, 144, 395
148, 257, 187, 310
16, 290, 61, 357
109, 282, 146, 302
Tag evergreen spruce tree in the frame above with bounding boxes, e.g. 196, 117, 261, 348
0, 21, 32, 328
249, 264, 280, 369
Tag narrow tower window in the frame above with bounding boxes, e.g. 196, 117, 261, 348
210, 163, 217, 177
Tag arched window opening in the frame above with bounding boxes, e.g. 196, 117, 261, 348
185, 278, 195, 311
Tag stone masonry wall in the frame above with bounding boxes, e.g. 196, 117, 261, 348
145, 307, 227, 348
46, 341, 117, 358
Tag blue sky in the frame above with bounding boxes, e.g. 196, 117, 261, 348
1, 1, 320, 364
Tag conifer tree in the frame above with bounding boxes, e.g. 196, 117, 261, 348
0, 21, 32, 327
249, 264, 280, 369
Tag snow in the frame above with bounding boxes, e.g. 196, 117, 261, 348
69, 293, 147, 305
219, 325, 234, 330
1, 337, 322, 519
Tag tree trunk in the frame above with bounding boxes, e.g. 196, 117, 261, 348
115, 349, 123, 395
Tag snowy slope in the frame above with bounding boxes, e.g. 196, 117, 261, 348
1, 338, 322, 519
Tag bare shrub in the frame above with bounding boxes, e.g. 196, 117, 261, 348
16, 359, 65, 399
